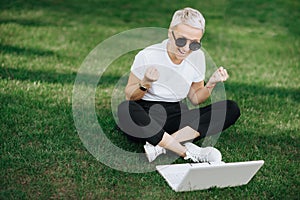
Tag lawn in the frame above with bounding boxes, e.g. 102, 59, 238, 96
1, 0, 299, 199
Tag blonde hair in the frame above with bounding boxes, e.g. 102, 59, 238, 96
169, 7, 205, 32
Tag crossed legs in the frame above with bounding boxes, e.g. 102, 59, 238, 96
117, 100, 240, 158
157, 127, 201, 157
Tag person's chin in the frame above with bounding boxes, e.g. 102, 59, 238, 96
177, 49, 190, 59
176, 52, 188, 60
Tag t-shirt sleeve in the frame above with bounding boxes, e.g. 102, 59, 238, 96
130, 51, 147, 80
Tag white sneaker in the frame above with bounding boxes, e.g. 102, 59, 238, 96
144, 142, 166, 162
184, 142, 222, 163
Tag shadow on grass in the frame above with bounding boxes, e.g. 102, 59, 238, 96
0, 18, 57, 27
2, 0, 299, 36
0, 66, 122, 85
0, 0, 174, 28
225, 0, 300, 36
1, 65, 299, 103
226, 82, 300, 102
0, 44, 55, 57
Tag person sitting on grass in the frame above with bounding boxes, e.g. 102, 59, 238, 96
117, 7, 240, 163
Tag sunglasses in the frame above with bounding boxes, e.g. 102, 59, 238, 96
171, 31, 201, 51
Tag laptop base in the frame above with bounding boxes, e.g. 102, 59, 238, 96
156, 160, 264, 192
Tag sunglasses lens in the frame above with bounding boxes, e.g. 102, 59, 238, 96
172, 31, 201, 51
175, 38, 187, 47
189, 42, 201, 51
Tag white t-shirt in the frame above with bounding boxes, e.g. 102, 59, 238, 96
131, 39, 206, 102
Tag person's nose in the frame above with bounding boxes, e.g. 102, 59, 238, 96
182, 42, 190, 52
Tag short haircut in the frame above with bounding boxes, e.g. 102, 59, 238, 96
169, 7, 205, 33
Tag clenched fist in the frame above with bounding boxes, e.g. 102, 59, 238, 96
142, 67, 160, 83
207, 66, 229, 86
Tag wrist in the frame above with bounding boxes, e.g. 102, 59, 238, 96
206, 82, 216, 89
139, 82, 151, 91
141, 79, 151, 85
205, 82, 215, 95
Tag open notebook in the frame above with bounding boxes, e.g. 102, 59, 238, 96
156, 160, 264, 192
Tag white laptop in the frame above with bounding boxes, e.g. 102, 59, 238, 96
156, 160, 264, 192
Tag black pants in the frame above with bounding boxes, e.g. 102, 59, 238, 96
117, 100, 240, 146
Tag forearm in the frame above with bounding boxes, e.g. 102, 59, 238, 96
190, 87, 210, 105
191, 65, 228, 105
190, 83, 215, 105
125, 82, 150, 101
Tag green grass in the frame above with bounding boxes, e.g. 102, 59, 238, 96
1, 0, 299, 199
